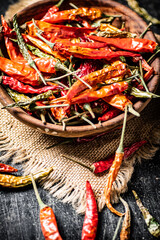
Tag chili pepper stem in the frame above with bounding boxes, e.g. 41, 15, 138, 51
40, 113, 46, 124
69, 2, 78, 9
112, 216, 123, 240
83, 103, 95, 119
128, 103, 140, 117
55, 0, 65, 8
147, 46, 160, 63
30, 173, 47, 210
61, 154, 93, 172
139, 60, 149, 92
47, 69, 80, 82
33, 103, 70, 110
139, 22, 152, 38
117, 105, 128, 153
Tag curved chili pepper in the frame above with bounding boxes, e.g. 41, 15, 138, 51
71, 81, 128, 104
0, 57, 40, 86
120, 197, 131, 240
103, 93, 132, 111
0, 163, 18, 173
104, 105, 128, 216
41, 0, 64, 21
1, 76, 62, 94
49, 97, 70, 122
81, 181, 98, 240
87, 35, 157, 53
4, 37, 24, 61
41, 7, 102, 23
26, 20, 96, 39
67, 61, 127, 101
98, 107, 121, 121
30, 173, 62, 240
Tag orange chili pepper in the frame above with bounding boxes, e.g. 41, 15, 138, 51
67, 61, 127, 101
41, 7, 102, 23
104, 105, 128, 216
103, 93, 132, 111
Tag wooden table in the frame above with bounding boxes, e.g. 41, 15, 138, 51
0, 0, 160, 239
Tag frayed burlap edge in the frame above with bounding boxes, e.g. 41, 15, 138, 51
0, 122, 159, 214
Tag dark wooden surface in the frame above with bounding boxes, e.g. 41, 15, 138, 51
0, 0, 160, 239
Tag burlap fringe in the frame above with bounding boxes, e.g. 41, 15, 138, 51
0, 124, 159, 213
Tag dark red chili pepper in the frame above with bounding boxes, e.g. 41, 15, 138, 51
0, 56, 41, 86
0, 163, 18, 173
26, 20, 96, 39
92, 140, 147, 174
71, 81, 128, 104
67, 61, 127, 101
30, 173, 62, 240
81, 181, 98, 240
41, 7, 102, 23
87, 35, 158, 53
1, 76, 62, 94
41, 0, 64, 22
98, 107, 121, 122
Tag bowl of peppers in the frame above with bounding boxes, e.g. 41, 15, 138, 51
0, 0, 159, 138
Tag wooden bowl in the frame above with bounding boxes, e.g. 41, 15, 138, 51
0, 0, 159, 138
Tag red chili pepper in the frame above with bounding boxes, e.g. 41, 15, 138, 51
1, 76, 62, 94
26, 20, 96, 39
0, 163, 18, 173
30, 173, 62, 240
1, 15, 14, 36
71, 81, 128, 104
87, 35, 157, 53
54, 40, 141, 60
92, 140, 147, 174
41, 7, 102, 23
0, 57, 41, 86
81, 181, 98, 240
67, 61, 127, 101
55, 39, 108, 49
98, 107, 121, 122
41, 0, 64, 22
4, 37, 24, 61
49, 97, 70, 122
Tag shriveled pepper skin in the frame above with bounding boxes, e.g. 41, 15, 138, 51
40, 206, 62, 240
81, 181, 98, 240
41, 7, 102, 23
103, 93, 132, 111
0, 167, 53, 188
88, 36, 157, 53
0, 163, 18, 173
2, 76, 62, 94
104, 152, 124, 217
0, 57, 40, 86
67, 62, 127, 101
71, 81, 128, 104
98, 108, 121, 121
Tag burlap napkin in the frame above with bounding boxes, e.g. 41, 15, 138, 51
1, 0, 159, 213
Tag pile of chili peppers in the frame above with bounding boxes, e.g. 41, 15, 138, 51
0, 1, 160, 239
0, 0, 159, 128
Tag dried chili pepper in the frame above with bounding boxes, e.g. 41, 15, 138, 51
81, 181, 98, 240
120, 197, 131, 240
30, 173, 62, 240
62, 140, 147, 174
54, 40, 141, 60
0, 57, 40, 86
26, 20, 95, 39
41, 0, 64, 21
0, 167, 53, 188
87, 35, 157, 53
13, 14, 47, 85
98, 107, 121, 122
103, 93, 132, 111
130, 87, 160, 98
104, 105, 128, 216
0, 163, 18, 173
132, 190, 160, 238
71, 81, 129, 104
41, 7, 102, 23
4, 37, 24, 61
67, 61, 127, 101
1, 76, 62, 94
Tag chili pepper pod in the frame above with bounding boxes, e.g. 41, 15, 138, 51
87, 35, 158, 53
67, 61, 127, 101
104, 105, 128, 217
0, 167, 53, 188
81, 181, 98, 240
119, 197, 131, 240
41, 7, 102, 24
41, 0, 64, 22
1, 76, 62, 94
0, 163, 18, 173
30, 173, 62, 240
98, 107, 121, 122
